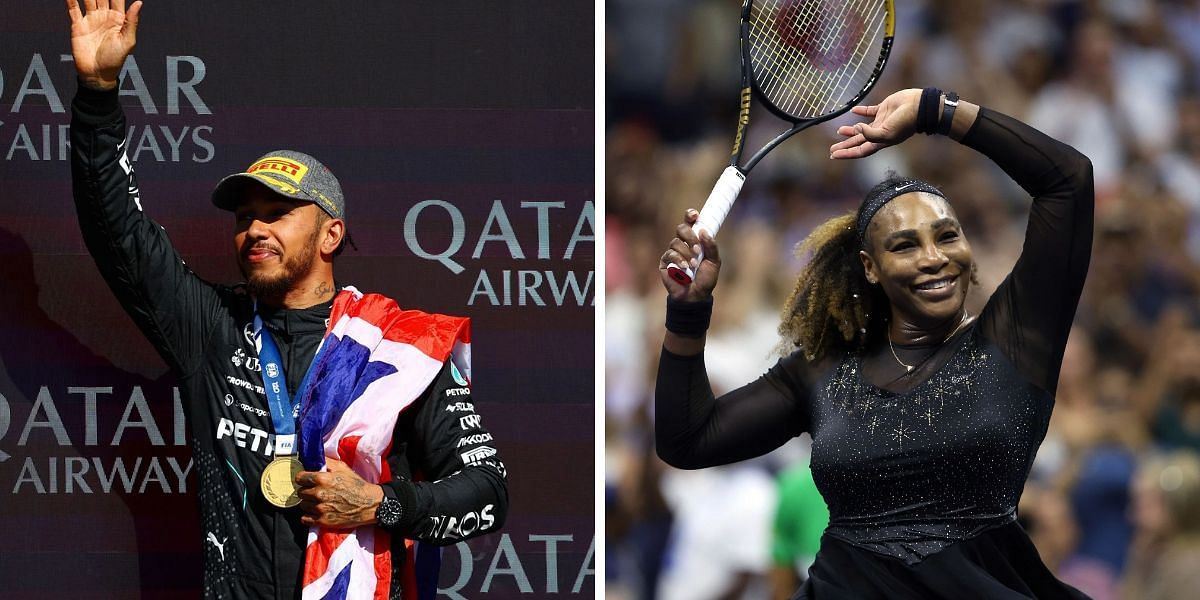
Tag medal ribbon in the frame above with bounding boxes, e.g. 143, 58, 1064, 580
253, 307, 327, 458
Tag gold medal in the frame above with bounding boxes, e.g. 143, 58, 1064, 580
260, 456, 303, 508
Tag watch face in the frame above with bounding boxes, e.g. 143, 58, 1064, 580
377, 497, 403, 528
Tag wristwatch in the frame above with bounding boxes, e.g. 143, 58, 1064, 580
937, 91, 959, 136
375, 486, 404, 529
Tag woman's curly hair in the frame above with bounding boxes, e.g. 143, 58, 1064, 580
778, 174, 917, 362
779, 211, 886, 362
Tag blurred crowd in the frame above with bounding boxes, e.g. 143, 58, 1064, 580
605, 1, 1200, 599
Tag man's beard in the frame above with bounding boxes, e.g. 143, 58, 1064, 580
241, 230, 320, 301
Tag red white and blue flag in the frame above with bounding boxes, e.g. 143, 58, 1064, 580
297, 287, 470, 600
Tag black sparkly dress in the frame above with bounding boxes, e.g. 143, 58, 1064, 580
656, 108, 1094, 600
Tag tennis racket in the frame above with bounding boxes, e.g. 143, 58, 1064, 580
668, 0, 895, 285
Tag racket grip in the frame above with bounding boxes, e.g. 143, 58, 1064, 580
695, 166, 746, 239
666, 167, 746, 286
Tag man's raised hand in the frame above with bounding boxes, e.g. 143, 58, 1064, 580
67, 0, 143, 91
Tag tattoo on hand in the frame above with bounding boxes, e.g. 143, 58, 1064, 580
323, 476, 371, 526
297, 461, 381, 528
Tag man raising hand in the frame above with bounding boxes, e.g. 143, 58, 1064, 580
65, 1, 509, 598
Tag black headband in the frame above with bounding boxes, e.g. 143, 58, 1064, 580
855, 178, 947, 247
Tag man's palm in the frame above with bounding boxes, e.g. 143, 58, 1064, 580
68, 0, 142, 90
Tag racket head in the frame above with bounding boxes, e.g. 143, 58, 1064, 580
742, 0, 894, 125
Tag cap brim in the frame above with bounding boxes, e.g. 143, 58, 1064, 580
211, 172, 316, 211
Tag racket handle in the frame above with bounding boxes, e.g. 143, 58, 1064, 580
666, 167, 746, 286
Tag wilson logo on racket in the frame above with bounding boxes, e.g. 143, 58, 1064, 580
247, 157, 309, 184
731, 87, 753, 156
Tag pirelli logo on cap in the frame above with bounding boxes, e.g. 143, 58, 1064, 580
247, 157, 309, 185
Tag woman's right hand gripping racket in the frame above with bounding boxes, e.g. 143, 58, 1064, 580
667, 0, 895, 285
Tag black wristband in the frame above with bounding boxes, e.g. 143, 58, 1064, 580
916, 87, 942, 135
665, 296, 713, 338
937, 91, 959, 136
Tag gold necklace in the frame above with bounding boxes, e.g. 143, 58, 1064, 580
887, 312, 971, 374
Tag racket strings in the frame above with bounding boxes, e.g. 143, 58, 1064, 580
748, 0, 887, 118
785, 1, 882, 114
748, 0, 854, 108
751, 0, 880, 113
753, 1, 881, 115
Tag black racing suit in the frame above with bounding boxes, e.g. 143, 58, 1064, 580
70, 85, 508, 600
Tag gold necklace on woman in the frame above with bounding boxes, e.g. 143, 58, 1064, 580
887, 312, 972, 374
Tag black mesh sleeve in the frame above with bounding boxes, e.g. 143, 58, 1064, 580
655, 349, 811, 469
965, 108, 1095, 394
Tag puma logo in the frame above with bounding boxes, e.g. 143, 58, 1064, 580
207, 532, 228, 561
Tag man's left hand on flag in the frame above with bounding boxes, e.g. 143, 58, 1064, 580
296, 458, 385, 529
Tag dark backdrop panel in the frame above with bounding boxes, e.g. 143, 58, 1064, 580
0, 2, 594, 598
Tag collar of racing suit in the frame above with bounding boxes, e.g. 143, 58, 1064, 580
254, 295, 335, 398
256, 296, 335, 336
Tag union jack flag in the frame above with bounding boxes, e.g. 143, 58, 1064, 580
297, 287, 470, 600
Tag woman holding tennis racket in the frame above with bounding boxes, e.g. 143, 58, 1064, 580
655, 87, 1093, 599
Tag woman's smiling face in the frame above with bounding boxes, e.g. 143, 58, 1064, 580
859, 192, 973, 329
